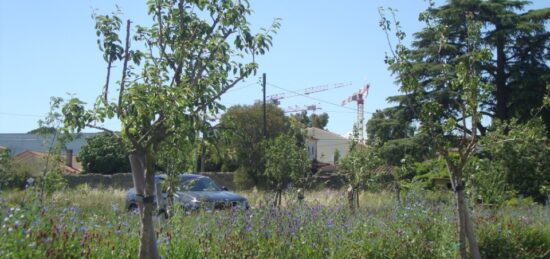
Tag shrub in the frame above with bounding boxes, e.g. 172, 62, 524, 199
77, 133, 130, 174
478, 218, 550, 258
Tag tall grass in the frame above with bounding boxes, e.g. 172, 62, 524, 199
1, 187, 548, 258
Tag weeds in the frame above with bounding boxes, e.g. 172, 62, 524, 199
0, 187, 548, 258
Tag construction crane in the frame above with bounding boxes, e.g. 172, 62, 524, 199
284, 104, 321, 113
268, 82, 352, 105
341, 84, 370, 143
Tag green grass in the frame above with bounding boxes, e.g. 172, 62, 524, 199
0, 187, 548, 258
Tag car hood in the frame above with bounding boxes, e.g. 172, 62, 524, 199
175, 191, 247, 202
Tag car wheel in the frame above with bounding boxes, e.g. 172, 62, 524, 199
128, 203, 138, 212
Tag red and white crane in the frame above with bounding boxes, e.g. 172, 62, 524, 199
341, 84, 370, 143
268, 82, 352, 105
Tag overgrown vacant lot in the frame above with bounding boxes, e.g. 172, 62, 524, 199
1, 187, 549, 258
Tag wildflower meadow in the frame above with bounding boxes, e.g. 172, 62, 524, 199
1, 186, 549, 258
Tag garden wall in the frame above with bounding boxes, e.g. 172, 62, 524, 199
63, 172, 236, 190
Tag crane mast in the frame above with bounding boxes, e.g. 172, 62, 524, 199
342, 84, 370, 143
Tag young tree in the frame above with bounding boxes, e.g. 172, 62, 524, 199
264, 134, 309, 207
338, 142, 382, 211
58, 1, 279, 258
380, 5, 491, 258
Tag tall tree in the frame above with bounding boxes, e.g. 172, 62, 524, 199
309, 113, 329, 129
59, 1, 279, 258
366, 106, 414, 144
410, 0, 550, 133
219, 102, 289, 188
289, 111, 329, 129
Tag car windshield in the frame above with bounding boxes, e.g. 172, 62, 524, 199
179, 177, 222, 192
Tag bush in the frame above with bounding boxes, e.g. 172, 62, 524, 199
77, 133, 131, 174
0, 161, 34, 190
478, 218, 550, 258
481, 119, 550, 203
233, 167, 255, 190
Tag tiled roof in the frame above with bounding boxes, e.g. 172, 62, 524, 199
13, 150, 82, 174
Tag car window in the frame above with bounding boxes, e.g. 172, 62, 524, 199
179, 177, 222, 192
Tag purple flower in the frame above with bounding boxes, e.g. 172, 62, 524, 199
326, 219, 333, 228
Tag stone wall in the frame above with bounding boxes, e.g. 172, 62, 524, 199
63, 173, 134, 189
63, 172, 236, 190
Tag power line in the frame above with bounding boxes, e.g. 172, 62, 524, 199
266, 83, 377, 114
0, 112, 44, 118
267, 82, 356, 111
226, 82, 258, 93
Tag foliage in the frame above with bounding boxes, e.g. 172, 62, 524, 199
0, 161, 34, 190
55, 0, 279, 256
264, 134, 309, 189
289, 111, 330, 129
411, 157, 450, 189
377, 133, 433, 166
480, 119, 550, 203
477, 208, 550, 259
464, 157, 515, 205
338, 146, 382, 190
366, 107, 414, 144
41, 171, 67, 195
26, 127, 57, 135
380, 3, 494, 256
233, 167, 256, 190
0, 148, 12, 188
1, 187, 549, 258
219, 102, 289, 187
395, 0, 550, 133
77, 133, 131, 174
309, 113, 329, 129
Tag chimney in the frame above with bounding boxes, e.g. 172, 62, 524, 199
66, 149, 73, 168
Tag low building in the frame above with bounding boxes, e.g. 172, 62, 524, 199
13, 150, 82, 176
306, 127, 351, 165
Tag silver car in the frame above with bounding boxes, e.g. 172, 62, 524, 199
125, 173, 249, 213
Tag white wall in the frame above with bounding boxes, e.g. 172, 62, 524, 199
306, 128, 350, 164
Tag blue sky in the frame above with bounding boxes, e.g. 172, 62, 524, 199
1, 0, 547, 136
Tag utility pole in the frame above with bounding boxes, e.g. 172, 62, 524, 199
262, 73, 267, 139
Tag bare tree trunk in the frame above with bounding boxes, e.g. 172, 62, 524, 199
457, 188, 480, 259
347, 186, 354, 211
355, 190, 360, 209
449, 168, 480, 259
457, 195, 468, 259
129, 150, 160, 259
395, 183, 401, 205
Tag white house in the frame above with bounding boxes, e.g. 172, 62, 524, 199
305, 127, 350, 165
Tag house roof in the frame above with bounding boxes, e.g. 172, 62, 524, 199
306, 127, 349, 141
14, 150, 82, 174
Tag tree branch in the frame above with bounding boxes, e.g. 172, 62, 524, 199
118, 19, 132, 116
103, 55, 114, 103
